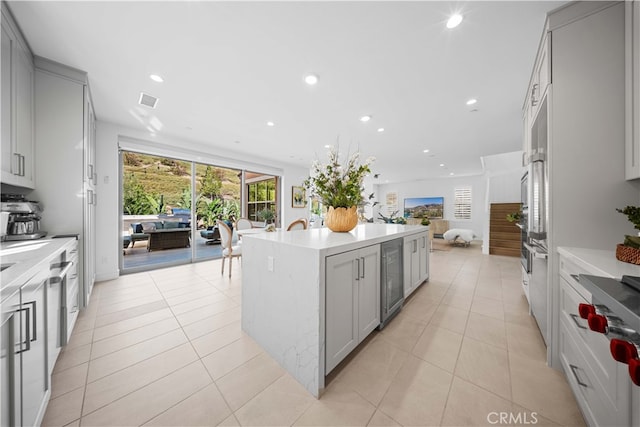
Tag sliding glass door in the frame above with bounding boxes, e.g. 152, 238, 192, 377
121, 150, 246, 272
194, 163, 241, 261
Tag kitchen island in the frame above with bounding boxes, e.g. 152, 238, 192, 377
241, 223, 429, 397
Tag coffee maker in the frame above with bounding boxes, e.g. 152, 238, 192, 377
1, 194, 47, 241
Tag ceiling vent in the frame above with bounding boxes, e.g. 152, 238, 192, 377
138, 92, 159, 109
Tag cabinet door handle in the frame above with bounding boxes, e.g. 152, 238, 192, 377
570, 274, 580, 283
414, 240, 418, 253
531, 83, 538, 106
13, 153, 20, 176
88, 164, 93, 181
16, 307, 30, 354
422, 236, 426, 248
569, 364, 588, 387
24, 301, 37, 341
87, 189, 94, 205
360, 257, 365, 279
20, 154, 25, 176
355, 258, 360, 281
93, 192, 97, 206
570, 313, 587, 330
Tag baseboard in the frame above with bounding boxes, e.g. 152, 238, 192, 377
96, 270, 119, 282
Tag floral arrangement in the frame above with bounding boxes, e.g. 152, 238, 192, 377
616, 206, 640, 248
303, 146, 375, 208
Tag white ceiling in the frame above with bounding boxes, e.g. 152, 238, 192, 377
9, 0, 565, 183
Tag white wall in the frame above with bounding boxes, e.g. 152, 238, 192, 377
374, 174, 487, 239
94, 120, 309, 281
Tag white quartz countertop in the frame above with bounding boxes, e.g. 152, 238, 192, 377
242, 223, 428, 252
1, 237, 77, 302
557, 246, 640, 279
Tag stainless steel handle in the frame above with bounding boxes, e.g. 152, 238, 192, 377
88, 164, 93, 181
20, 154, 25, 176
413, 240, 417, 253
360, 257, 365, 279
422, 236, 426, 248
13, 153, 20, 175
355, 258, 360, 281
16, 307, 30, 353
87, 189, 94, 205
24, 301, 37, 341
50, 261, 74, 284
570, 274, 580, 283
570, 313, 587, 330
569, 364, 588, 387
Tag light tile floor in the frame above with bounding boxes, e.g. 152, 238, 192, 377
43, 244, 586, 426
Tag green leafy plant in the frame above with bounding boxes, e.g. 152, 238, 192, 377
258, 208, 276, 224
303, 146, 375, 208
617, 206, 640, 248
421, 217, 431, 226
506, 211, 521, 223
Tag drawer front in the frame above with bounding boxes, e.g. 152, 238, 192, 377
560, 319, 630, 427
560, 275, 590, 345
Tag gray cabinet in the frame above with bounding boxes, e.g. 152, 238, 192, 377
403, 231, 429, 297
626, 0, 640, 180
32, 58, 96, 310
1, 291, 22, 426
0, 4, 34, 189
558, 254, 631, 427
325, 244, 380, 374
0, 269, 50, 427
20, 270, 49, 427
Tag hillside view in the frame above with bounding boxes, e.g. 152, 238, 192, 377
122, 152, 241, 220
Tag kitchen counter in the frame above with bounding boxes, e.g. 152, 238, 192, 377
242, 223, 428, 256
1, 237, 77, 302
557, 246, 640, 279
242, 223, 429, 397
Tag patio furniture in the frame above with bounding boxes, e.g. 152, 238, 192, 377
146, 228, 191, 251
200, 226, 221, 244
218, 220, 241, 277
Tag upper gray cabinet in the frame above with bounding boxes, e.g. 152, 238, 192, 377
0, 4, 34, 189
626, 0, 640, 180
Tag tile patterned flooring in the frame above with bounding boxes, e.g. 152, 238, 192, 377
43, 244, 587, 426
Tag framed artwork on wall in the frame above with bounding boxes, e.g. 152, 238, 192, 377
292, 186, 306, 208
404, 197, 444, 219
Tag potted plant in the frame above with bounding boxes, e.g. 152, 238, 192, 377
506, 211, 521, 223
303, 146, 375, 232
257, 208, 276, 225
421, 217, 431, 226
615, 206, 640, 264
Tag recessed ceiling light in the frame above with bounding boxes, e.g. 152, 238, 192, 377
439, 163, 445, 167
466, 98, 477, 105
423, 149, 430, 153
324, 145, 331, 149
449, 172, 455, 176
446, 13, 463, 29
304, 74, 319, 85
360, 115, 372, 122
150, 74, 164, 83
377, 128, 385, 133
267, 121, 275, 127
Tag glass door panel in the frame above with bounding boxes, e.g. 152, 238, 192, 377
194, 163, 241, 261
121, 151, 192, 271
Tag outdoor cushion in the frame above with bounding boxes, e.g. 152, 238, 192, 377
163, 221, 180, 229
141, 222, 157, 232
132, 223, 143, 233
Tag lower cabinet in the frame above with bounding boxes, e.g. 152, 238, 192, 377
1, 291, 22, 426
558, 254, 631, 427
20, 270, 49, 427
403, 231, 429, 297
325, 244, 380, 374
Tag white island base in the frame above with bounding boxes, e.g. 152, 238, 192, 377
241, 224, 429, 397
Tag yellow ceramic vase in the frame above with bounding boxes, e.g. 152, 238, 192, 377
325, 206, 358, 232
